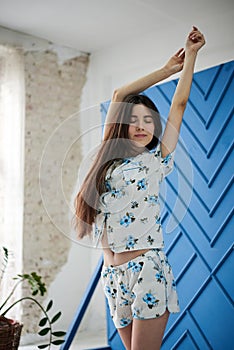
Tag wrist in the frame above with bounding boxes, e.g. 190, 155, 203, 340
161, 65, 174, 78
185, 47, 199, 57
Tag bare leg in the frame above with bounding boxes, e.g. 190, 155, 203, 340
131, 310, 169, 350
117, 322, 132, 350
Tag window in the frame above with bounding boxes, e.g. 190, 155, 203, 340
0, 45, 24, 318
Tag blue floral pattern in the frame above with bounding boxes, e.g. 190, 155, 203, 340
137, 178, 147, 191
155, 271, 166, 283
111, 188, 125, 198
95, 144, 174, 253
120, 213, 135, 227
161, 153, 172, 165
142, 292, 159, 309
127, 261, 144, 273
125, 235, 138, 250
101, 249, 180, 329
120, 318, 132, 327
144, 194, 159, 205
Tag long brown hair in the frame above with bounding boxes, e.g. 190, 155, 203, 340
74, 94, 162, 238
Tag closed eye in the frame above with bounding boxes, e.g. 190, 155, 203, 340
129, 116, 138, 124
129, 115, 153, 124
144, 116, 153, 123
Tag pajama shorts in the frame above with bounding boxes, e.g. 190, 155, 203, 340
101, 249, 180, 328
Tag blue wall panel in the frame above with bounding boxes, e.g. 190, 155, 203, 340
100, 61, 234, 350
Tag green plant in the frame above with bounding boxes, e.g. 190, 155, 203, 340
0, 247, 66, 349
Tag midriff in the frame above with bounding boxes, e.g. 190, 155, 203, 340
103, 247, 150, 267
101, 228, 150, 266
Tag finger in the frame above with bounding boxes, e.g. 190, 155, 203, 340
180, 49, 185, 59
175, 48, 184, 57
190, 30, 203, 41
190, 27, 203, 36
178, 48, 185, 58
191, 33, 204, 42
189, 26, 201, 38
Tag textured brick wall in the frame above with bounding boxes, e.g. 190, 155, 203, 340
22, 50, 89, 334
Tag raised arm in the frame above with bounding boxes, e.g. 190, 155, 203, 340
103, 49, 185, 139
112, 49, 185, 102
161, 26, 206, 158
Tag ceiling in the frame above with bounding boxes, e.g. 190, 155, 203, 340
0, 0, 233, 54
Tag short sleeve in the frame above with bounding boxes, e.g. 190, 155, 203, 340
154, 144, 175, 178
161, 152, 175, 177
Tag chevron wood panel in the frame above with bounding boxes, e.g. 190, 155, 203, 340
101, 61, 234, 350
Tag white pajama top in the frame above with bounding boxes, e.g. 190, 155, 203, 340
94, 144, 174, 253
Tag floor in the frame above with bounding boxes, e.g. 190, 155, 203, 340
19, 328, 108, 350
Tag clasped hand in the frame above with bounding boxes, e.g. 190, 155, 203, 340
164, 26, 206, 75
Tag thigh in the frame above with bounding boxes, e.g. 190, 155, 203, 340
131, 249, 179, 320
117, 323, 132, 350
131, 309, 169, 350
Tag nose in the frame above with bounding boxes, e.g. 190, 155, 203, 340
136, 120, 144, 130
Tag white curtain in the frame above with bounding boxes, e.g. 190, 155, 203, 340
0, 45, 25, 319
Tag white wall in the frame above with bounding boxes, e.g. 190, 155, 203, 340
82, 22, 233, 109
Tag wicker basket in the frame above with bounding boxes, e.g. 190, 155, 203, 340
0, 316, 23, 350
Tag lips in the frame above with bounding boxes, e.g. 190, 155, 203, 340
134, 134, 147, 138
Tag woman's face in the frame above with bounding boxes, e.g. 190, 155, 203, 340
128, 104, 155, 147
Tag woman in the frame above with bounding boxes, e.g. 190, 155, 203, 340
75, 26, 205, 350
